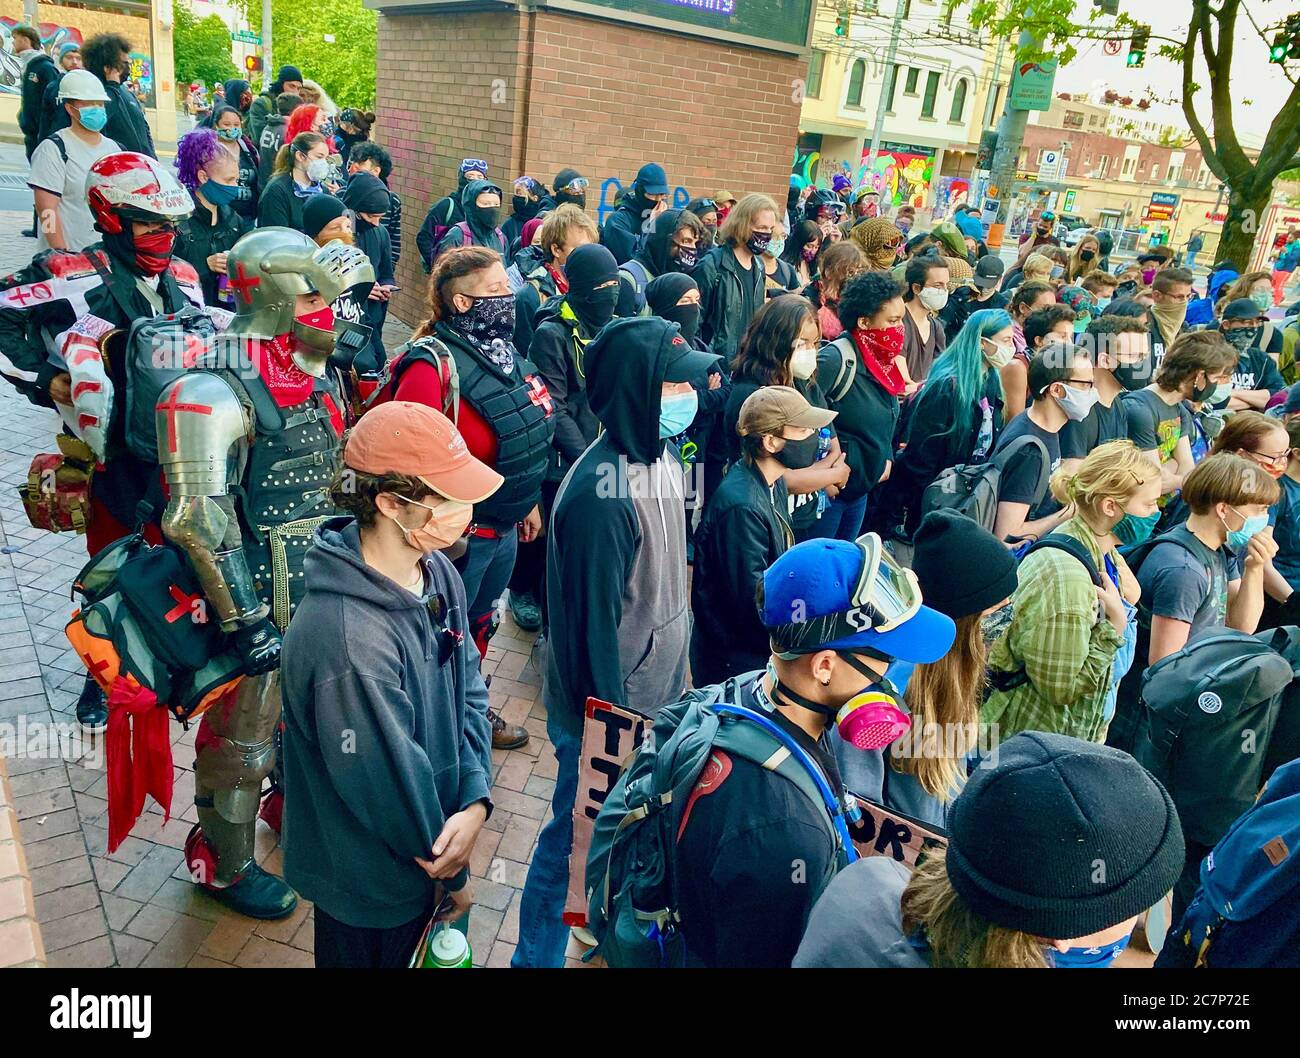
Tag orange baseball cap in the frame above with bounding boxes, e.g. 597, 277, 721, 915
344, 401, 503, 504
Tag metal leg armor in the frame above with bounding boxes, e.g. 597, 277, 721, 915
191, 671, 282, 886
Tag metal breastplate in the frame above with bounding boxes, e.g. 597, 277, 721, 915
239, 393, 340, 629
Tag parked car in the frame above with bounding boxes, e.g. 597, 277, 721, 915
1062, 225, 1095, 247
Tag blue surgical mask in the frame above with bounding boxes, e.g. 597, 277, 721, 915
1224, 507, 1269, 552
77, 105, 107, 132
199, 179, 241, 207
1112, 510, 1160, 547
1050, 931, 1132, 968
1095, 296, 1112, 312
659, 389, 699, 438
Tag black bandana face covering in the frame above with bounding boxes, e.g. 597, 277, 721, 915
452, 293, 516, 346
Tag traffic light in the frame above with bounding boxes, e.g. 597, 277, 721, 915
834, 3, 850, 38
245, 55, 262, 74
1127, 24, 1149, 68
1276, 14, 1300, 62
1273, 32, 1290, 63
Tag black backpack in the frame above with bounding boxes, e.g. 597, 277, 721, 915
920, 433, 1051, 537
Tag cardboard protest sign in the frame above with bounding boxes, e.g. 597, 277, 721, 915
564, 698, 650, 927
850, 796, 947, 867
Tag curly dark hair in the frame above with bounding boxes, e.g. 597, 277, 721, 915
731, 294, 817, 384
82, 32, 132, 79
837, 270, 904, 330
349, 141, 392, 181
330, 465, 434, 530
904, 255, 948, 300
1023, 304, 1076, 348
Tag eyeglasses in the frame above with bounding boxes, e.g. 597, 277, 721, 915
425, 593, 463, 666
1064, 378, 1095, 388
1244, 448, 1290, 469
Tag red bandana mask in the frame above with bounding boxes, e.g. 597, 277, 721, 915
133, 228, 177, 276
256, 335, 315, 407
853, 325, 908, 397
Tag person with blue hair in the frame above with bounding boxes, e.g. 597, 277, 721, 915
875, 308, 1013, 550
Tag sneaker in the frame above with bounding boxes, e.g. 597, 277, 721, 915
75, 676, 108, 733
489, 706, 529, 750
508, 590, 542, 632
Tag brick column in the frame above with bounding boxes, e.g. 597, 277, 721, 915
0, 756, 46, 968
373, 6, 803, 329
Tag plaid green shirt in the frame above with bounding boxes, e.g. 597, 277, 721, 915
982, 519, 1127, 743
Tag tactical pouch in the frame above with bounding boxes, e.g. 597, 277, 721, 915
18, 434, 94, 534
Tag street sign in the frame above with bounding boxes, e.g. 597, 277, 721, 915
1009, 58, 1058, 110
231, 30, 261, 45
1104, 39, 1122, 56
1038, 150, 1068, 182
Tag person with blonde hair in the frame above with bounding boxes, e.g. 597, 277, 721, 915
796, 731, 1184, 968
1067, 232, 1102, 283
985, 439, 1162, 742
694, 191, 780, 363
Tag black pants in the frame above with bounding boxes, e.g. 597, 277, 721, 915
506, 480, 558, 617
314, 905, 431, 969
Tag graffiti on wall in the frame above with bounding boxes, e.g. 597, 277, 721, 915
0, 18, 154, 107
856, 147, 935, 209
792, 132, 821, 186
597, 177, 691, 228
933, 176, 972, 221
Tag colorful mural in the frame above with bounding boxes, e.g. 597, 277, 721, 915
857, 145, 935, 209
933, 176, 972, 221
0, 18, 83, 94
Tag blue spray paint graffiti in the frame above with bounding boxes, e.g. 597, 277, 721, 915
598, 177, 691, 227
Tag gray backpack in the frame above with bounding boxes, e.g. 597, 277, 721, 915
122, 307, 220, 462
920, 434, 1051, 535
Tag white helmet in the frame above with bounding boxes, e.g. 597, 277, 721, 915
57, 69, 110, 103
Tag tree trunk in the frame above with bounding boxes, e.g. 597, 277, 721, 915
1216, 182, 1272, 273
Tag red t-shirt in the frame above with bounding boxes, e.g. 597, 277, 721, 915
394, 359, 500, 468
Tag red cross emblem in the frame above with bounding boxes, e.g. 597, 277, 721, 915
164, 584, 205, 624
229, 261, 261, 305
7, 282, 50, 308
79, 650, 111, 681
156, 380, 213, 454
525, 375, 553, 416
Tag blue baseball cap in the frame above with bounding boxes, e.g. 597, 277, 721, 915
636, 163, 669, 195
760, 539, 956, 664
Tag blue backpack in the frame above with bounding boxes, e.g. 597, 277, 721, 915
1156, 756, 1300, 968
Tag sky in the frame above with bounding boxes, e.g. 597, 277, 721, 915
1050, 0, 1296, 148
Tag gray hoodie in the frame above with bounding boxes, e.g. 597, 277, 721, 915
793, 857, 929, 968
280, 518, 494, 929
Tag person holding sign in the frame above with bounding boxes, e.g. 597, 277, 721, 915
690, 386, 836, 686
671, 536, 956, 967
280, 402, 503, 968
794, 731, 1184, 968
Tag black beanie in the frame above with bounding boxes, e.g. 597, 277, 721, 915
301, 193, 347, 239
554, 167, 583, 193
945, 732, 1185, 940
343, 173, 391, 215
910, 510, 1018, 619
645, 272, 695, 318
564, 243, 618, 295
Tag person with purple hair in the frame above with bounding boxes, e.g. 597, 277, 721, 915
173, 127, 251, 308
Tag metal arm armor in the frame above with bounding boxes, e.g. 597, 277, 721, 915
156, 372, 265, 633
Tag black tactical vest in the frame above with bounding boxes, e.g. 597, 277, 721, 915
391, 332, 555, 527
218, 369, 341, 630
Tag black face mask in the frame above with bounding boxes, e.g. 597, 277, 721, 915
556, 191, 586, 210
469, 204, 500, 233
661, 303, 701, 344
1190, 372, 1217, 403
1080, 249, 1095, 262
569, 285, 620, 336
1111, 357, 1152, 392
512, 195, 541, 221
671, 245, 698, 272
774, 434, 819, 470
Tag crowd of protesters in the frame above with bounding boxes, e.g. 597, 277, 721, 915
4, 36, 1300, 970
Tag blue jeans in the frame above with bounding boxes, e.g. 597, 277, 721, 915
808, 492, 868, 541
454, 529, 518, 622
1185, 250, 1198, 272
511, 709, 581, 967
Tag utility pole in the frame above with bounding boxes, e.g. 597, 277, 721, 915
262, 0, 274, 92
984, 33, 1008, 129
865, 0, 907, 173
985, 20, 1047, 248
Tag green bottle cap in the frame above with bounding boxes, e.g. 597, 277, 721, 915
428, 924, 471, 968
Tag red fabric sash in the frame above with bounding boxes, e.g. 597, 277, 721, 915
105, 676, 173, 853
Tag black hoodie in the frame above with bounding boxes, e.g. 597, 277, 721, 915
416, 170, 475, 271
281, 518, 494, 929
544, 317, 692, 736
432, 179, 508, 258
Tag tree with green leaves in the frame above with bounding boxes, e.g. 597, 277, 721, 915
174, 7, 238, 94
233, 0, 377, 109
963, 0, 1300, 269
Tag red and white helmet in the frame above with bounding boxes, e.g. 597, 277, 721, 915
85, 152, 192, 235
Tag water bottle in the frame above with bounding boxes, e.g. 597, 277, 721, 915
422, 923, 472, 968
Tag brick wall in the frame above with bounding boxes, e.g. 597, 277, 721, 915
0, 756, 46, 968
374, 8, 803, 326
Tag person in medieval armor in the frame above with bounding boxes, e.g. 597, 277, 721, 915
367, 245, 555, 750
153, 226, 374, 918
0, 151, 202, 732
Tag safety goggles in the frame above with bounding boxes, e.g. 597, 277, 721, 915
557, 176, 589, 192
513, 176, 539, 193
460, 158, 489, 175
